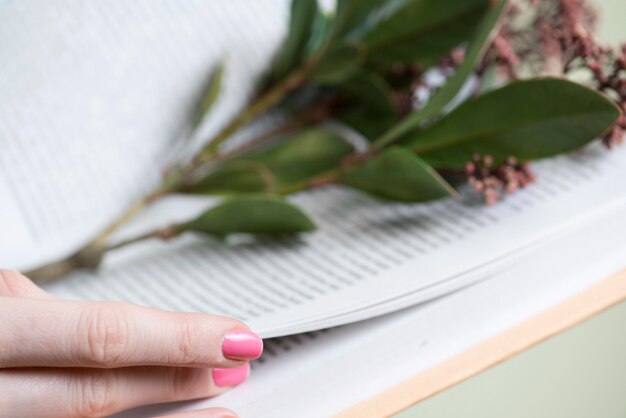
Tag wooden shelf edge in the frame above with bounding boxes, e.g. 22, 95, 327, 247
336, 268, 626, 418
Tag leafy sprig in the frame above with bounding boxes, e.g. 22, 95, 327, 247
27, 0, 623, 282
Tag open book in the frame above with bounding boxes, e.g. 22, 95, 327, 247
2, 1, 626, 417
14, 146, 626, 339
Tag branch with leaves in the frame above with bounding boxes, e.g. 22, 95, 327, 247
27, 0, 624, 282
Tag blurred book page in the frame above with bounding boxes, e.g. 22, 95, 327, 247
115, 196, 626, 418
0, 0, 288, 267
42, 145, 626, 337
2, 1, 626, 337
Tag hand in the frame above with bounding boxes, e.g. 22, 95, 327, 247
0, 269, 263, 418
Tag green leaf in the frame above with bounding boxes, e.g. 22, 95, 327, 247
332, 0, 384, 40
311, 43, 365, 85
268, 0, 318, 83
182, 195, 316, 236
242, 127, 355, 189
341, 72, 395, 115
305, 7, 333, 56
337, 72, 397, 138
190, 128, 354, 194
192, 61, 225, 128
371, 0, 506, 148
182, 161, 275, 195
340, 147, 458, 202
364, 0, 490, 67
403, 78, 621, 169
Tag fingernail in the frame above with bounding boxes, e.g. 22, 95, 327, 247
213, 363, 250, 387
222, 330, 263, 360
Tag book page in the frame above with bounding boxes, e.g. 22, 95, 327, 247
115, 197, 626, 418
42, 145, 626, 337
0, 0, 288, 268
2, 0, 626, 338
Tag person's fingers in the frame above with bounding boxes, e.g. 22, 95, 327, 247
0, 269, 54, 299
160, 407, 238, 418
0, 297, 263, 369
0, 364, 249, 418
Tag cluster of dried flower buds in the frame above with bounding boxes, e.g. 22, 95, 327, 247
387, 47, 467, 116
479, 0, 599, 78
482, 0, 626, 148
465, 154, 536, 205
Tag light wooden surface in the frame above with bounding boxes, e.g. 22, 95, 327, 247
336, 268, 626, 418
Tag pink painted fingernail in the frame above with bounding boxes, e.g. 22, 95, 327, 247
222, 330, 263, 360
213, 363, 250, 387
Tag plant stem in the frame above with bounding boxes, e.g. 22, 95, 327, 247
214, 119, 300, 162
213, 97, 334, 164
105, 226, 180, 252
25, 245, 105, 284
276, 169, 340, 195
277, 146, 386, 195
92, 192, 160, 247
40, 150, 370, 271
80, 170, 342, 258
26, 68, 311, 282
190, 69, 309, 168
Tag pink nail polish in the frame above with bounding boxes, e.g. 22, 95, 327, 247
222, 330, 263, 360
213, 363, 250, 387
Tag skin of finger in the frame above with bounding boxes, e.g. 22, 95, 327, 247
0, 297, 250, 369
0, 269, 54, 299
0, 366, 231, 418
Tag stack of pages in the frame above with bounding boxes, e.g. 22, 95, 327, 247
29, 148, 626, 339
2, 1, 625, 417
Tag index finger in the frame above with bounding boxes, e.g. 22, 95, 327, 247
0, 269, 55, 299
0, 297, 263, 369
